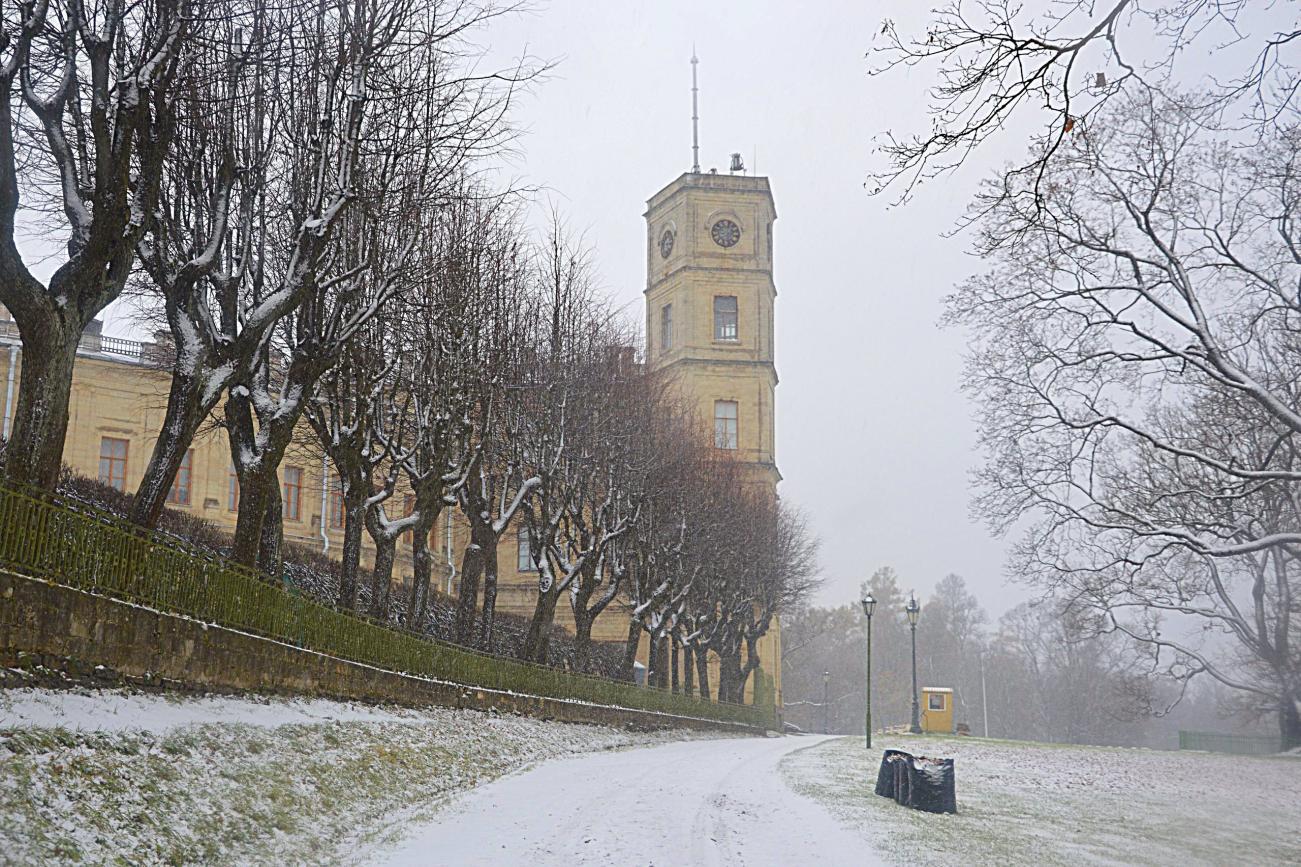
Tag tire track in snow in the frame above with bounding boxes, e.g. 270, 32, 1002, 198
381, 734, 880, 866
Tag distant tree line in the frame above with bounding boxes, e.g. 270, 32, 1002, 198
0, 0, 817, 698
782, 568, 1269, 748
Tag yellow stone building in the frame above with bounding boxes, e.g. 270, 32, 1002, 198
0, 167, 785, 709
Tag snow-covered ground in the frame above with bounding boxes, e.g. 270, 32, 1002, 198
381, 734, 879, 866
0, 688, 715, 865
784, 733, 1301, 867
8, 689, 1295, 866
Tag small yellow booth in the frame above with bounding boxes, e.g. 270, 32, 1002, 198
920, 686, 954, 734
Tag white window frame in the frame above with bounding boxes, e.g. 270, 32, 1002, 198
714, 400, 738, 450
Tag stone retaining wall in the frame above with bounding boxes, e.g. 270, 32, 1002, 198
0, 569, 759, 734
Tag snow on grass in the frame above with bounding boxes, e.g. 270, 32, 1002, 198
0, 687, 433, 733
783, 734, 1301, 866
0, 688, 710, 865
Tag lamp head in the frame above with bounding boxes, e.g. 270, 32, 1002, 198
905, 592, 920, 626
860, 592, 876, 619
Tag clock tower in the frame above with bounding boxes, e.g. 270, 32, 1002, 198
644, 171, 780, 489
643, 168, 782, 707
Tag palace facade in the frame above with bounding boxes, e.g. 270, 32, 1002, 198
0, 167, 785, 706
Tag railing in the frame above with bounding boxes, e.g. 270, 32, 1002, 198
1178, 730, 1281, 756
0, 480, 773, 728
0, 318, 145, 361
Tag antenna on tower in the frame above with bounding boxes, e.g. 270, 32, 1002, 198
690, 48, 700, 173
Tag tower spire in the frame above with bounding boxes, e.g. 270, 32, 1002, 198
690, 48, 700, 173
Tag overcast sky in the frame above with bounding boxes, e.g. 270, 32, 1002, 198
476, 1, 1028, 614
67, 0, 1036, 616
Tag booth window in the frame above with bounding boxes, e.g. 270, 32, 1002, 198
928, 693, 946, 711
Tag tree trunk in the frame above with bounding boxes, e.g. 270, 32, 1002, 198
522, 585, 560, 664
231, 465, 278, 569
682, 644, 695, 698
456, 543, 483, 645
671, 640, 680, 694
1281, 692, 1301, 752
618, 617, 641, 682
647, 631, 662, 687
572, 611, 594, 673
338, 496, 366, 610
406, 509, 439, 628
477, 536, 501, 650
369, 536, 397, 621
570, 575, 597, 673
2, 317, 79, 490
129, 369, 210, 527
738, 636, 762, 705
719, 653, 744, 704
258, 486, 283, 575
695, 647, 711, 701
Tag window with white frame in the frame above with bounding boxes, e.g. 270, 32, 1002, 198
517, 528, 534, 572
167, 449, 194, 505
714, 400, 738, 450
227, 465, 239, 512
328, 476, 344, 529
98, 437, 129, 492
282, 466, 303, 522
713, 295, 738, 341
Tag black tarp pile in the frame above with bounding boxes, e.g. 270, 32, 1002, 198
874, 749, 957, 814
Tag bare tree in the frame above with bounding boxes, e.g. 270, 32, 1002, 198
618, 408, 711, 686
870, 1, 1299, 200
950, 89, 1301, 748
512, 215, 611, 664
0, 0, 201, 488
224, 0, 530, 572
397, 194, 528, 628
303, 312, 401, 609
132, 0, 532, 533
129, 5, 275, 526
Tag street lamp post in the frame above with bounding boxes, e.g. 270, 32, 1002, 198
860, 592, 876, 749
906, 592, 922, 735
822, 670, 830, 735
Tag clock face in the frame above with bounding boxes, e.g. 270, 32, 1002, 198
711, 218, 741, 248
659, 229, 675, 259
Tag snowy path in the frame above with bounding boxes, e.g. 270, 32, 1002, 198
382, 734, 880, 866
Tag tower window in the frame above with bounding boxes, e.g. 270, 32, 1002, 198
660, 303, 673, 353
714, 400, 738, 450
98, 437, 129, 492
714, 296, 738, 341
